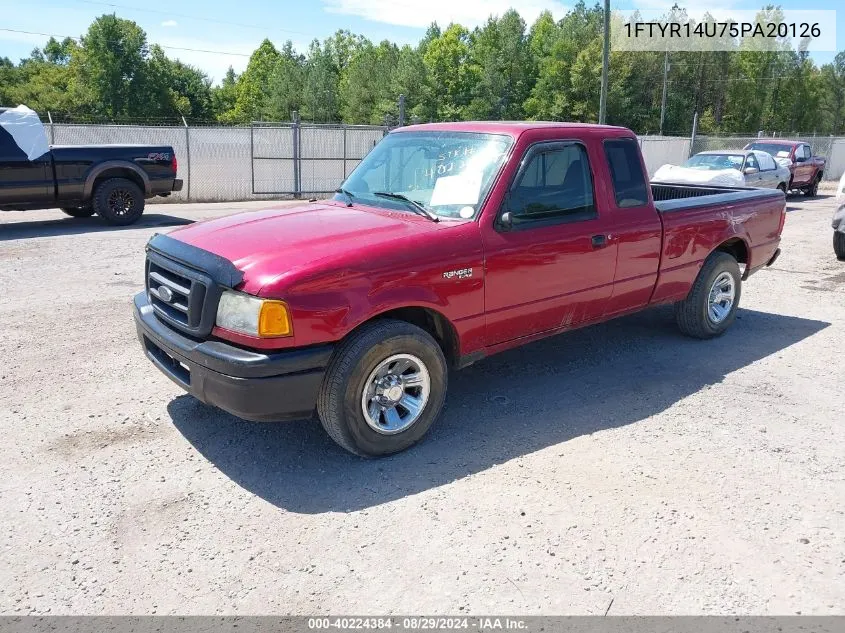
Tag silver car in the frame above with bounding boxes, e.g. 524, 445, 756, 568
653, 149, 791, 191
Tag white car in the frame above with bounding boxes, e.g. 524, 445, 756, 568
653, 150, 790, 191
833, 171, 845, 260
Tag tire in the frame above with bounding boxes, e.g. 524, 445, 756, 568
777, 183, 787, 194
805, 175, 820, 197
317, 319, 448, 457
92, 177, 145, 225
674, 251, 742, 339
834, 232, 845, 261
60, 205, 95, 218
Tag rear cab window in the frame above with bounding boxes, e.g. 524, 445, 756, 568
603, 138, 649, 208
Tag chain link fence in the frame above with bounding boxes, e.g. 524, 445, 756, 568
46, 122, 844, 203
250, 122, 386, 196
49, 121, 386, 202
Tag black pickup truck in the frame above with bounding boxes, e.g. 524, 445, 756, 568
0, 106, 182, 225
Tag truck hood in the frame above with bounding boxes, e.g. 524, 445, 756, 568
168, 202, 446, 294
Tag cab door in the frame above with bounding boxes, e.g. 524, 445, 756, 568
600, 138, 662, 316
482, 140, 617, 344
754, 151, 781, 188
792, 145, 813, 186
742, 153, 764, 187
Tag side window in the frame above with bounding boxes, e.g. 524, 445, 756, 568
508, 143, 595, 223
604, 138, 649, 208
745, 154, 759, 171
794, 145, 806, 161
803, 145, 812, 159
757, 152, 775, 171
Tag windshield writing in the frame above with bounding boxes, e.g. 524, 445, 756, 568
336, 131, 513, 219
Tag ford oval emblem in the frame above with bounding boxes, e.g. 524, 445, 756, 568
158, 286, 174, 303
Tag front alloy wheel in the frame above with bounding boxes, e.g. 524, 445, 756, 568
317, 319, 448, 457
361, 353, 431, 435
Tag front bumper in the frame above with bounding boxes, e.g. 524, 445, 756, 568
134, 292, 333, 422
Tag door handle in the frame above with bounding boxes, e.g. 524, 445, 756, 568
591, 234, 607, 248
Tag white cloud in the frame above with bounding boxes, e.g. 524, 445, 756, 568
323, 0, 569, 29
161, 20, 178, 27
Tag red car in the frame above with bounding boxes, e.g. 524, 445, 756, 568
135, 122, 785, 456
744, 139, 826, 196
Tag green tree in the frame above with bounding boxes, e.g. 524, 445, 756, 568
146, 45, 213, 119
388, 45, 427, 122
212, 67, 239, 120
7, 47, 75, 116
820, 52, 845, 134
465, 10, 534, 120
267, 41, 305, 121
0, 57, 16, 105
71, 14, 150, 117
301, 40, 339, 122
524, 2, 602, 121
226, 39, 281, 122
421, 23, 477, 120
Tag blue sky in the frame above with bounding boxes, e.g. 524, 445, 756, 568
1, 0, 841, 84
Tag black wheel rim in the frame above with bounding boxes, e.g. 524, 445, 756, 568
108, 189, 134, 216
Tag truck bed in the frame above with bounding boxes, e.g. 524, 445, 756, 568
648, 182, 785, 305
651, 182, 783, 211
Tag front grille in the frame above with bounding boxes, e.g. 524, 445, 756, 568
145, 251, 216, 337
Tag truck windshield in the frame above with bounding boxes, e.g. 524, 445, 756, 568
683, 154, 744, 171
745, 142, 794, 158
336, 131, 513, 220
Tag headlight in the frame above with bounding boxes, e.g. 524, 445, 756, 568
215, 291, 292, 338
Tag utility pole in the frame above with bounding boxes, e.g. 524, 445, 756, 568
598, 0, 610, 124
689, 110, 699, 158
659, 51, 669, 135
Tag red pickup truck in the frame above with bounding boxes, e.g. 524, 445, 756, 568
134, 122, 785, 456
744, 139, 826, 196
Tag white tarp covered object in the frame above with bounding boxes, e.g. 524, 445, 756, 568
652, 163, 746, 187
652, 150, 790, 188
0, 105, 50, 161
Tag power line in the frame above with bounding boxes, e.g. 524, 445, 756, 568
75, 0, 311, 37
0, 27, 252, 57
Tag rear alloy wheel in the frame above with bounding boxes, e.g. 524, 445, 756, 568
834, 232, 845, 261
93, 177, 145, 225
60, 205, 95, 218
675, 251, 742, 339
806, 175, 820, 197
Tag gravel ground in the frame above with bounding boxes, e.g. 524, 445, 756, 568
1, 193, 843, 615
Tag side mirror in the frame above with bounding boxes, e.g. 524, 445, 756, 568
744, 167, 759, 175
496, 193, 514, 231
498, 211, 513, 231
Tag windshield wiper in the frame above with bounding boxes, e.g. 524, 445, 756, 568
372, 191, 439, 222
334, 187, 354, 207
